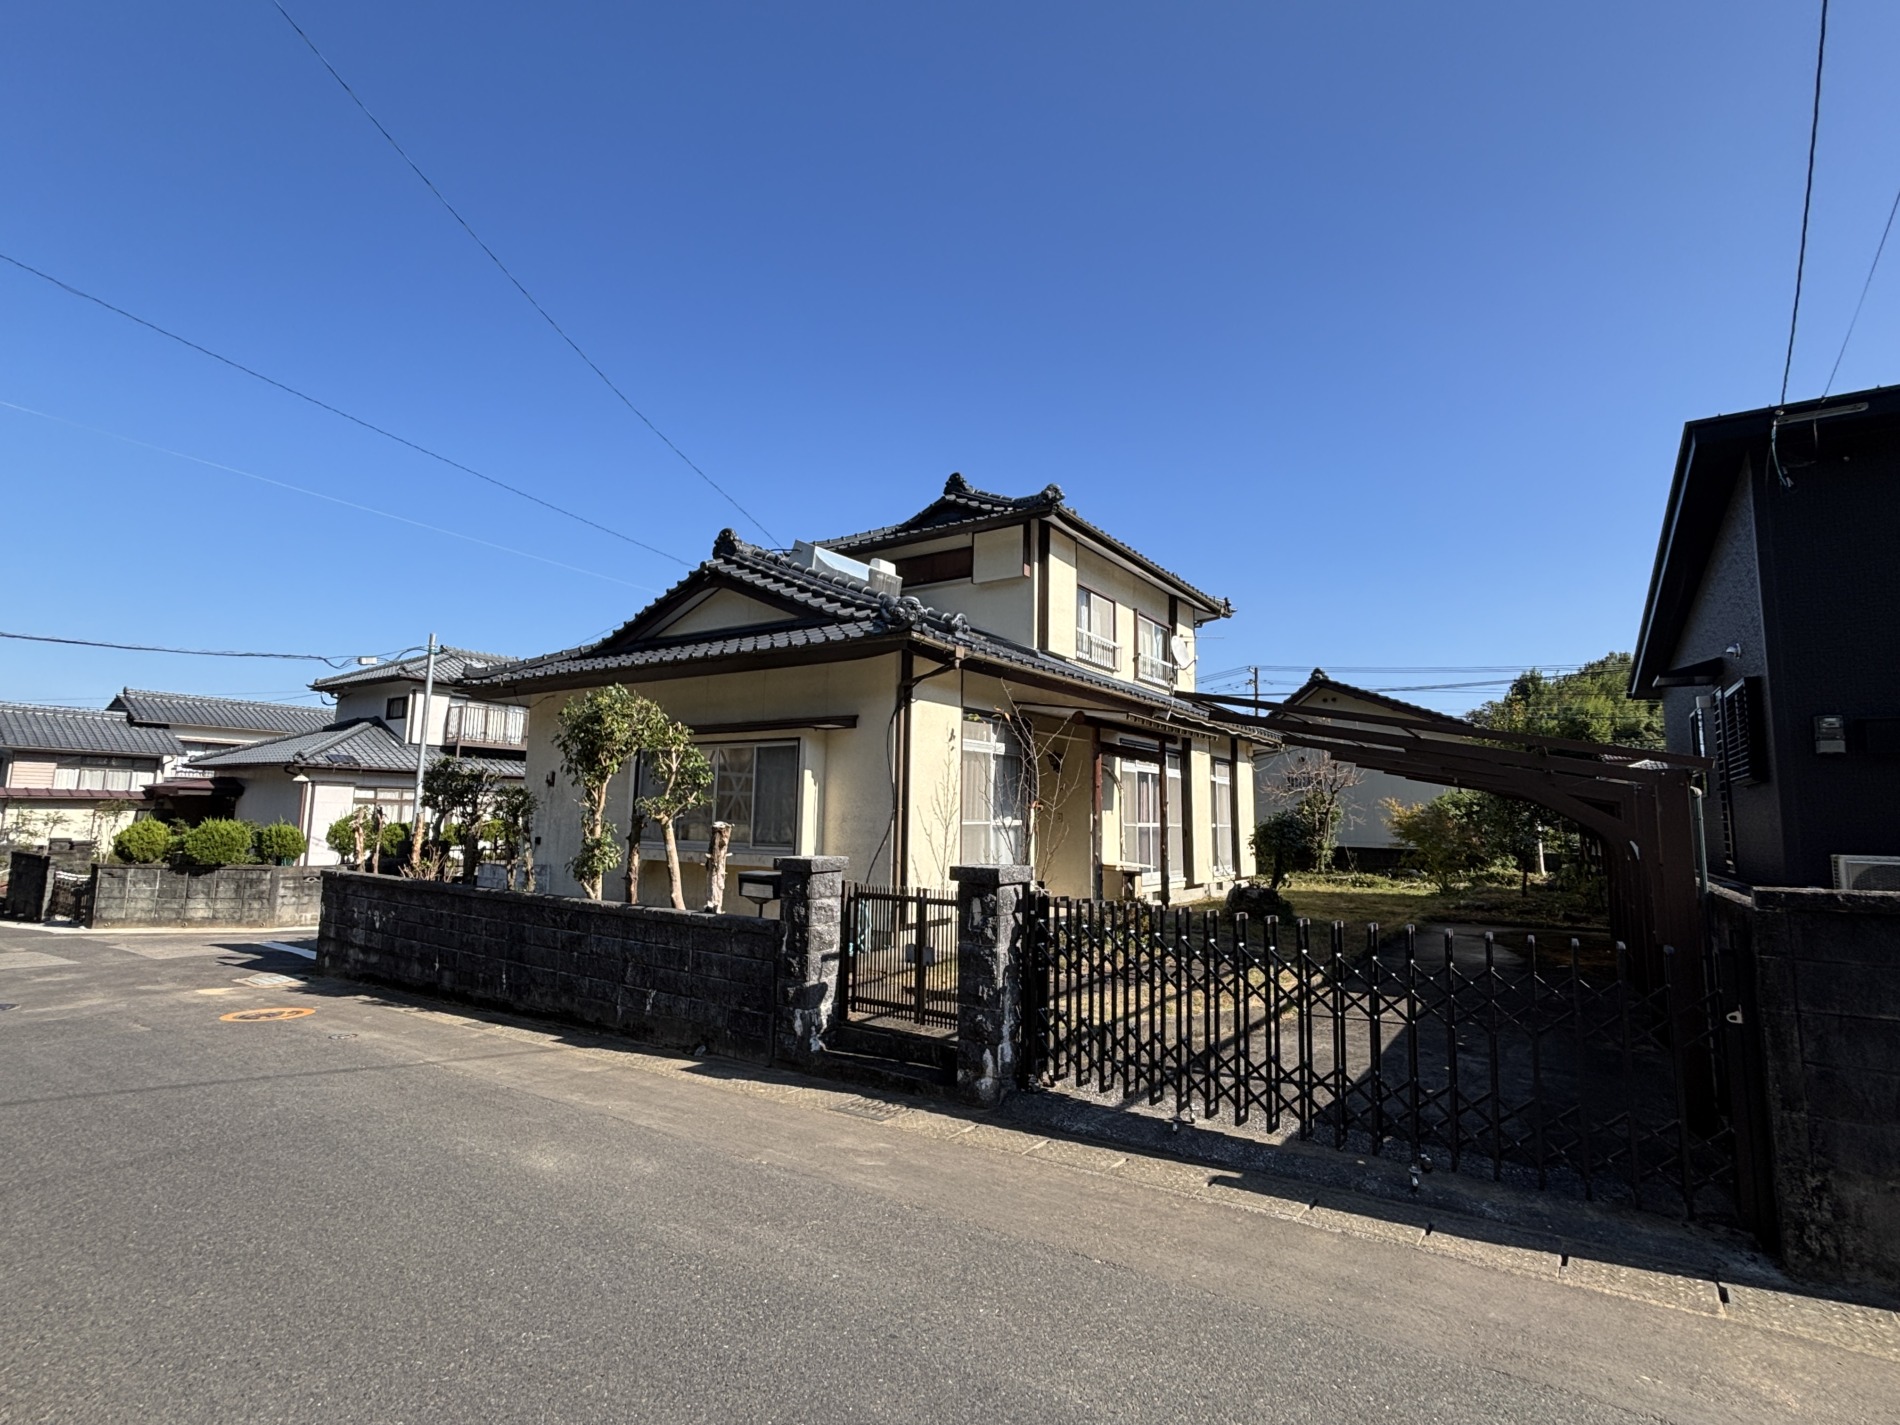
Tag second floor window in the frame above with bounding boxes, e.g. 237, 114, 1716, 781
1076, 586, 1118, 668
1136, 615, 1175, 686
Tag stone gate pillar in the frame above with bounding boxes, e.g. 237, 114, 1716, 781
951, 863, 1033, 1107
774, 856, 847, 1067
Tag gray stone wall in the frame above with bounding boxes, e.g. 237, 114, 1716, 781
90, 865, 323, 928
317, 872, 791, 1064
3, 851, 54, 921
1710, 882, 1900, 1285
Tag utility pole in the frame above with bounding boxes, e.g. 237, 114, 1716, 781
408, 634, 439, 873
1250, 666, 1261, 713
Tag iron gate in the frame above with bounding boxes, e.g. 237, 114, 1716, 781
841, 884, 959, 1029
1023, 897, 1772, 1230
47, 869, 94, 924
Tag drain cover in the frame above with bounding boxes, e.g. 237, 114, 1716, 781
0, 1003, 17, 1012
827, 1097, 908, 1122
236, 972, 301, 988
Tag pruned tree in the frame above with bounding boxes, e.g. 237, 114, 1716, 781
635, 710, 712, 910
490, 785, 537, 891
554, 685, 650, 900
421, 757, 500, 885
702, 821, 733, 912
1260, 747, 1364, 872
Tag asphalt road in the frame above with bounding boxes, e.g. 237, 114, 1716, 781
1, 921, 1894, 1425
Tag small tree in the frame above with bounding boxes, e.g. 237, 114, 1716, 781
113, 818, 174, 865
422, 757, 500, 885
254, 822, 307, 865
553, 686, 649, 900
490, 785, 537, 891
1251, 810, 1305, 891
1262, 749, 1363, 873
1383, 792, 1493, 893
635, 711, 712, 910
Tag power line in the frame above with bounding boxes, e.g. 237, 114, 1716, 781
0, 398, 660, 593
0, 250, 690, 566
0, 630, 374, 665
1780, 0, 1829, 405
267, 1, 780, 546
1823, 180, 1900, 395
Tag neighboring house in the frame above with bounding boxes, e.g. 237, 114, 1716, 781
107, 688, 334, 821
468, 474, 1261, 905
1632, 382, 1900, 890
0, 703, 183, 847
1253, 672, 1456, 867
185, 648, 527, 866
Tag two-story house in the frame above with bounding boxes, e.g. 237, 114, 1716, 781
187, 648, 528, 865
467, 475, 1260, 904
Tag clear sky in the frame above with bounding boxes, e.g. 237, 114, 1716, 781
3, 2, 1894, 713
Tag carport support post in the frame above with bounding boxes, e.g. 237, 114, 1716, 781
952, 863, 1033, 1108
774, 856, 847, 1067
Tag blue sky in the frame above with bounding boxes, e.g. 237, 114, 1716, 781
3, 2, 1895, 712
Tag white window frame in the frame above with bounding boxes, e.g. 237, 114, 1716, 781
960, 712, 1026, 866
1119, 758, 1161, 870
352, 786, 415, 824
1211, 758, 1234, 876
1075, 586, 1119, 669
51, 756, 156, 793
639, 740, 801, 855
1136, 614, 1175, 687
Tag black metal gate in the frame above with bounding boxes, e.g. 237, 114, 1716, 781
1023, 898, 1773, 1232
841, 885, 959, 1029
46, 869, 94, 924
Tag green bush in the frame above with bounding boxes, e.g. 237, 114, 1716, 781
254, 822, 307, 864
325, 814, 362, 862
178, 818, 257, 868
112, 818, 174, 865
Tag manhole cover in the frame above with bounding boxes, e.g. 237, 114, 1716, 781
220, 1007, 315, 1023
236, 972, 302, 988
827, 1097, 908, 1122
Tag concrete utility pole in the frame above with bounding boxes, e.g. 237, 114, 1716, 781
411, 633, 439, 834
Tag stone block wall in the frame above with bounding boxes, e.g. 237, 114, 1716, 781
90, 865, 323, 928
1710, 882, 1900, 1285
317, 872, 789, 1064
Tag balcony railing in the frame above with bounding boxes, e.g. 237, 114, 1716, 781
443, 702, 526, 747
1075, 630, 1120, 669
1136, 652, 1177, 687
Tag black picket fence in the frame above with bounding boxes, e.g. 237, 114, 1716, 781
841, 885, 960, 1029
1022, 898, 1765, 1223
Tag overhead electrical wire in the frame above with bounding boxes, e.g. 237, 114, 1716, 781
1, 629, 375, 665
267, 0, 780, 547
0, 250, 689, 566
0, 399, 660, 594
1823, 180, 1900, 395
1779, 0, 1830, 406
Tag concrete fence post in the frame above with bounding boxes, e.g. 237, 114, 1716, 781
774, 855, 848, 1066
951, 863, 1033, 1108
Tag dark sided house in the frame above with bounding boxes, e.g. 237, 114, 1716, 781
1632, 382, 1900, 889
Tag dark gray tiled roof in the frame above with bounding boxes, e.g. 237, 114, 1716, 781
820, 473, 1231, 616
187, 719, 524, 778
0, 703, 184, 759
466, 534, 1229, 730
111, 689, 332, 737
310, 647, 517, 692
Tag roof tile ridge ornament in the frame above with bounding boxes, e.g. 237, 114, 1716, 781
944, 471, 970, 494
713, 527, 741, 558
1041, 482, 1065, 504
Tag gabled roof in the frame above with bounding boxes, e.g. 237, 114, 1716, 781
310, 647, 516, 692
820, 473, 1232, 618
186, 719, 524, 778
466, 532, 1247, 737
1281, 670, 1476, 728
1631, 381, 1900, 695
0, 703, 184, 759
110, 689, 332, 737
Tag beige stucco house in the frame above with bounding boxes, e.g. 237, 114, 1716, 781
469, 475, 1261, 905
186, 650, 526, 866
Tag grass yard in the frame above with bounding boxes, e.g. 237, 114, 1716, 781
1193, 873, 1612, 942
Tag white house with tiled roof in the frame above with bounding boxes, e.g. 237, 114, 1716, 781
469, 475, 1261, 905
184, 648, 527, 865
0, 703, 185, 848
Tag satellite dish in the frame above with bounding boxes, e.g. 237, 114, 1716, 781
1168, 633, 1194, 668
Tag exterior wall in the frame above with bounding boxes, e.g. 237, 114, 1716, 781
317, 871, 786, 1064
5, 757, 57, 789
1753, 439, 1900, 887
1070, 542, 1180, 691
231, 772, 308, 840
91, 864, 322, 928
524, 655, 902, 903
905, 672, 964, 891
0, 798, 139, 848
1254, 749, 1453, 851
662, 590, 798, 636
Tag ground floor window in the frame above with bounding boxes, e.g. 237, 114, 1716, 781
1211, 758, 1234, 875
1119, 758, 1160, 870
961, 712, 1025, 865
352, 786, 415, 823
641, 741, 799, 852
51, 757, 156, 793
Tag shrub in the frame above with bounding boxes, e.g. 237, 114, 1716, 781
254, 822, 307, 864
113, 818, 174, 865
179, 818, 257, 868
325, 814, 362, 862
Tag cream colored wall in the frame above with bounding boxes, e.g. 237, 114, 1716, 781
1033, 721, 1095, 898
0, 799, 140, 847
1235, 752, 1258, 877
1188, 741, 1214, 884
525, 655, 902, 902
232, 772, 307, 837
662, 590, 797, 637
1045, 529, 1079, 658
904, 673, 963, 891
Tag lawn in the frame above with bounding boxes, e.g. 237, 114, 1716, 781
1193, 873, 1612, 941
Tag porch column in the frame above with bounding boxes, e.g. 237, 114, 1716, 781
951, 862, 1033, 1108
774, 855, 847, 1066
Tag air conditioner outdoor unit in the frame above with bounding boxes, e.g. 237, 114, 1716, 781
1830, 854, 1900, 892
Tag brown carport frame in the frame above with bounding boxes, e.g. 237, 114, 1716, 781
1191, 693, 1712, 990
